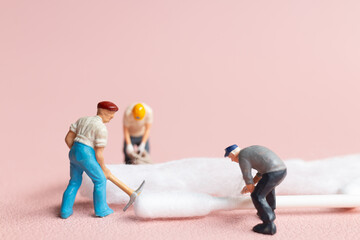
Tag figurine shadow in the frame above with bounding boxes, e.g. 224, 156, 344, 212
124, 209, 252, 223
123, 210, 257, 235
24, 183, 103, 219
123, 206, 359, 225
125, 214, 206, 223
52, 201, 94, 218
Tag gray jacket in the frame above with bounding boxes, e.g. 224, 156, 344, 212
238, 145, 286, 185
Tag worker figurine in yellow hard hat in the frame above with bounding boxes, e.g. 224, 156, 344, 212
123, 103, 153, 164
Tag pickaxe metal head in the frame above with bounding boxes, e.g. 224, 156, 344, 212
123, 180, 145, 211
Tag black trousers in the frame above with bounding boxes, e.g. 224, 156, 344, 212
251, 169, 287, 223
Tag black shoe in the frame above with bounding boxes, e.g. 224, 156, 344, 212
253, 222, 277, 235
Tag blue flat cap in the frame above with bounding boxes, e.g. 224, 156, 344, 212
224, 144, 239, 157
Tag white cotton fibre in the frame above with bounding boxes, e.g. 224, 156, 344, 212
80, 157, 244, 204
280, 154, 360, 195
79, 154, 360, 218
134, 191, 255, 219
134, 191, 225, 218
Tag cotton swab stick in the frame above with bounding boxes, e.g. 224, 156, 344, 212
224, 194, 360, 210
134, 192, 360, 219
274, 194, 360, 209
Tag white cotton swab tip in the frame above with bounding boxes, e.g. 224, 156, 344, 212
134, 191, 228, 219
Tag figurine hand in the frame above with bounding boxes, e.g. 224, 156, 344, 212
126, 144, 134, 155
138, 142, 146, 154
241, 184, 255, 194
241, 186, 249, 194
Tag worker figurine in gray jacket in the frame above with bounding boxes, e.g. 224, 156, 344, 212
224, 145, 287, 235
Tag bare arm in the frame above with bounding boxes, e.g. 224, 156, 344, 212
65, 131, 76, 149
94, 147, 111, 179
123, 126, 131, 145
141, 123, 152, 144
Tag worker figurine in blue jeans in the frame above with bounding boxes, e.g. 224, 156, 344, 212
60, 101, 119, 219
225, 144, 287, 235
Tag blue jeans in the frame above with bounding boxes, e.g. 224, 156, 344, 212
60, 142, 113, 218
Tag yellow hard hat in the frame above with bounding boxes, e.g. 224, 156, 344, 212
132, 103, 146, 120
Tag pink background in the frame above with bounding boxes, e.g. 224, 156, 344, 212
1, 0, 359, 239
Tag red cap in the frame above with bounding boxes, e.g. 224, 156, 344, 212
97, 101, 119, 112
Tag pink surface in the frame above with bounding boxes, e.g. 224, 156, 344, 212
1, 0, 360, 239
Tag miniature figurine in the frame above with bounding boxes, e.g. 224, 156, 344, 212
60, 101, 119, 219
224, 144, 287, 235
123, 103, 153, 164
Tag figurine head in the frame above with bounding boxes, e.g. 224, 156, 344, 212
132, 103, 146, 120
97, 101, 119, 123
224, 144, 241, 163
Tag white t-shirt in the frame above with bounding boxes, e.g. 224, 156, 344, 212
123, 103, 153, 137
70, 116, 108, 148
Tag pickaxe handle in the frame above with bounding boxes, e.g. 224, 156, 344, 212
107, 174, 133, 196
107, 173, 146, 211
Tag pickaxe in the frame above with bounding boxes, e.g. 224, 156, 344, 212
108, 174, 145, 211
